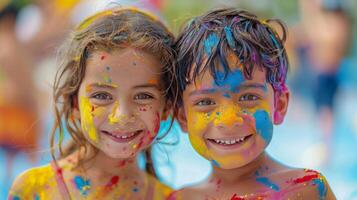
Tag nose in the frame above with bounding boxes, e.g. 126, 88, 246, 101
213, 105, 244, 129
108, 100, 135, 125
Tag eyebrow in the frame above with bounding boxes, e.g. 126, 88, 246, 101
188, 83, 267, 96
133, 83, 161, 90
88, 83, 161, 90
88, 82, 118, 89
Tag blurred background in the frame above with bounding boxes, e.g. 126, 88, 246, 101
1, 0, 357, 199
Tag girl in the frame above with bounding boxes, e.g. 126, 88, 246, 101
9, 7, 177, 200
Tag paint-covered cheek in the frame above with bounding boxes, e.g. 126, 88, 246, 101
187, 108, 211, 135
253, 110, 273, 144
79, 97, 105, 142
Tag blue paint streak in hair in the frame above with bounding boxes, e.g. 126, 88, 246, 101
253, 110, 273, 143
256, 177, 280, 191
204, 33, 219, 56
214, 69, 244, 93
312, 179, 327, 199
224, 26, 235, 49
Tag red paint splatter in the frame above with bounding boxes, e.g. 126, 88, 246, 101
103, 176, 119, 193
231, 194, 245, 200
139, 106, 147, 111
292, 174, 319, 184
118, 160, 126, 167
101, 55, 106, 60
107, 176, 119, 187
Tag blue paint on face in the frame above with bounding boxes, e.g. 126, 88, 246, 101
204, 33, 219, 56
34, 194, 40, 200
253, 110, 273, 144
256, 177, 280, 191
133, 187, 139, 192
312, 179, 327, 199
223, 93, 231, 98
212, 160, 220, 167
214, 69, 245, 93
74, 176, 91, 196
224, 26, 235, 49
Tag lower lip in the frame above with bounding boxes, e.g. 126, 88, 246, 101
102, 130, 142, 143
207, 135, 254, 151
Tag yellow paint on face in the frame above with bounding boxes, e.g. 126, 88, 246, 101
79, 96, 98, 142
108, 101, 120, 124
213, 104, 243, 127
186, 100, 272, 169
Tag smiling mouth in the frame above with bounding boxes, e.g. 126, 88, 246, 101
207, 134, 253, 146
101, 130, 143, 143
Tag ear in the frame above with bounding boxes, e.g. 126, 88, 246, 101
177, 106, 188, 133
273, 89, 290, 125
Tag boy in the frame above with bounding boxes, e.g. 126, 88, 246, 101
171, 8, 336, 199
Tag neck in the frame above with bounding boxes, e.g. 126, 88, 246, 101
210, 152, 270, 183
75, 147, 144, 181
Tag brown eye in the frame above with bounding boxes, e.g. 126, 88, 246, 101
195, 99, 216, 106
91, 92, 112, 101
239, 94, 259, 101
134, 93, 154, 100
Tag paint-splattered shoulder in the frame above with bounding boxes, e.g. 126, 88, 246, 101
147, 174, 173, 199
280, 168, 336, 200
9, 164, 57, 199
167, 185, 205, 200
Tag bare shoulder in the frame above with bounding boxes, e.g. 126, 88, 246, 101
168, 183, 210, 200
9, 164, 57, 199
147, 174, 173, 199
274, 168, 336, 200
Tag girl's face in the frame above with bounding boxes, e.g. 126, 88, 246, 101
77, 48, 166, 159
178, 55, 289, 169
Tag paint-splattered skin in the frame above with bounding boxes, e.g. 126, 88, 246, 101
169, 164, 336, 200
174, 52, 336, 199
9, 48, 172, 199
8, 156, 172, 200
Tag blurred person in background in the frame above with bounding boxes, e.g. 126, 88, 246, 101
0, 0, 40, 183
292, 0, 352, 166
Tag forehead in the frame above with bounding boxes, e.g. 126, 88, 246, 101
84, 48, 162, 83
188, 51, 267, 88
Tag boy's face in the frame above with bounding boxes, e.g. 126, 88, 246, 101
178, 53, 289, 169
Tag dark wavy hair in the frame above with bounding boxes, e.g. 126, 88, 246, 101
174, 8, 289, 108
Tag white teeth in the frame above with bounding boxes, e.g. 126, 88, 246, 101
212, 136, 248, 145
107, 131, 140, 139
